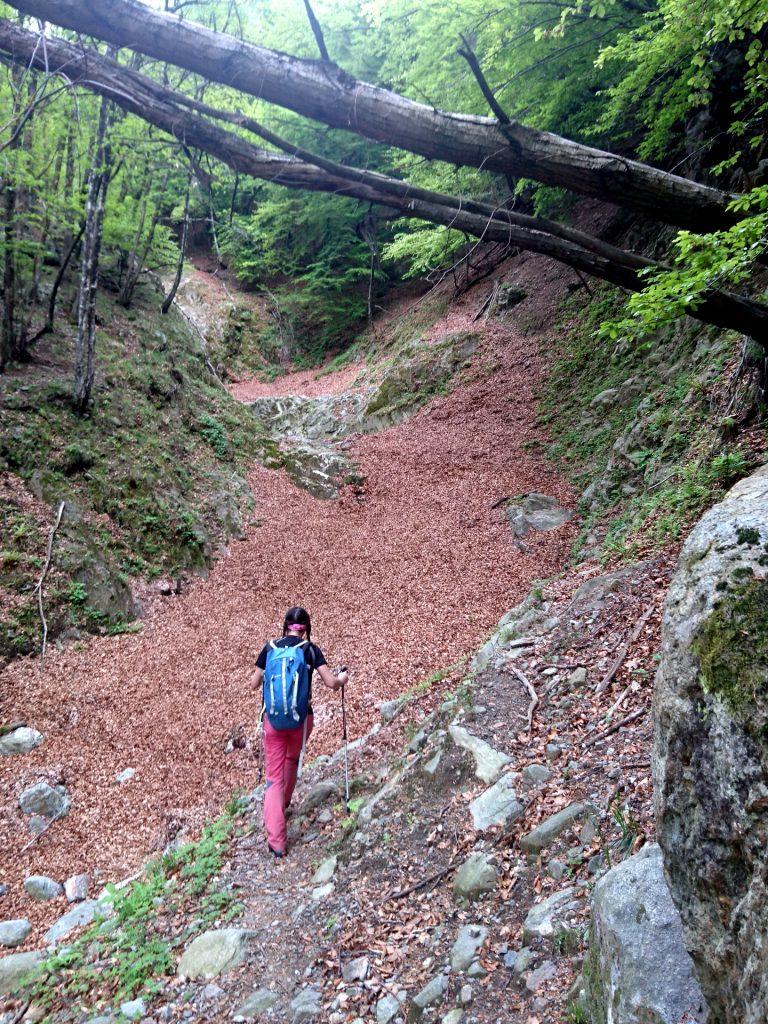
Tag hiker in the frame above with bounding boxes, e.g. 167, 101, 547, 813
254, 606, 348, 858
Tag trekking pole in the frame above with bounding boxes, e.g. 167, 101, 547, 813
339, 667, 350, 810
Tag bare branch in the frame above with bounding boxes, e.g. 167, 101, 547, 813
302, 0, 331, 62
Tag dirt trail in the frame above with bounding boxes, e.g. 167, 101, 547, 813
0, 254, 577, 938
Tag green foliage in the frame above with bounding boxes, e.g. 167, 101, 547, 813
26, 806, 243, 1010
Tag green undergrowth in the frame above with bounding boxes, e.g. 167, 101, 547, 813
540, 284, 761, 562
24, 800, 247, 1013
0, 283, 269, 661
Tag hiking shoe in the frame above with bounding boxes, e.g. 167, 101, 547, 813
268, 844, 285, 859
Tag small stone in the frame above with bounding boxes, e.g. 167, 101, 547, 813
503, 950, 518, 969
236, 987, 278, 1016
526, 960, 556, 991
177, 928, 255, 979
449, 725, 511, 783
409, 729, 428, 752
451, 924, 488, 971
423, 750, 443, 776
311, 856, 337, 885
203, 982, 224, 999
588, 853, 605, 876
311, 882, 334, 900
442, 1012, 463, 1024
467, 960, 487, 978
579, 818, 597, 845
119, 998, 146, 1020
114, 767, 135, 784
522, 763, 552, 786
18, 782, 70, 821
566, 667, 587, 688
0, 884, 7, 897
0, 727, 43, 757
317, 809, 333, 824
379, 698, 406, 723
523, 889, 578, 943
520, 803, 591, 854
513, 947, 535, 976
24, 876, 62, 901
64, 874, 89, 903
459, 984, 473, 1005
547, 859, 566, 881
299, 781, 340, 814
0, 920, 32, 948
44, 900, 102, 945
290, 986, 322, 1020
376, 993, 400, 1024
410, 973, 447, 1019
453, 853, 498, 902
0, 950, 45, 996
342, 956, 369, 982
545, 744, 562, 761
469, 773, 523, 831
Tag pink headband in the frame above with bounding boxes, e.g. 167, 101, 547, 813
286, 623, 306, 632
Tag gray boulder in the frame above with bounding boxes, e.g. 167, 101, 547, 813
299, 781, 340, 815
448, 725, 510, 783
0, 919, 32, 948
522, 888, 578, 942
44, 899, 102, 945
24, 875, 63, 901
519, 802, 591, 854
0, 949, 44, 995
0, 727, 43, 756
376, 993, 401, 1024
409, 973, 447, 1020
453, 853, 498, 902
469, 773, 523, 831
18, 782, 70, 821
177, 928, 255, 979
586, 844, 707, 1023
119, 998, 146, 1020
290, 986, 322, 1020
451, 924, 488, 971
506, 493, 572, 539
311, 855, 337, 885
236, 988, 278, 1016
64, 874, 90, 903
654, 465, 768, 1023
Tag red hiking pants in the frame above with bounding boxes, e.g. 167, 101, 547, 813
262, 714, 313, 853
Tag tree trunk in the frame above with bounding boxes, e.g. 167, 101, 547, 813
1, 21, 766, 346
73, 95, 111, 414
5, 0, 742, 231
162, 165, 193, 315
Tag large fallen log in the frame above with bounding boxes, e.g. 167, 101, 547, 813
1, 20, 766, 344
8, 0, 741, 232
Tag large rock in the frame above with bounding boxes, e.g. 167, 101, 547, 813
299, 781, 340, 815
654, 465, 768, 1024
0, 919, 32, 948
448, 725, 510, 784
0, 727, 43, 756
451, 924, 488, 971
522, 887, 578, 942
44, 899, 101, 945
506, 493, 572, 538
469, 774, 523, 831
177, 928, 255, 979
18, 782, 70, 820
24, 875, 63, 901
0, 949, 45, 995
587, 844, 708, 1023
290, 986, 322, 1020
453, 853, 498, 902
236, 988, 279, 1016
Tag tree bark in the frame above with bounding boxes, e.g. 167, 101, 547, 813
1, 21, 766, 346
5, 0, 742, 232
73, 95, 112, 414
162, 164, 193, 315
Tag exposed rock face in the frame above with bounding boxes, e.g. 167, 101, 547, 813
654, 465, 768, 1024
587, 844, 707, 1024
177, 928, 255, 979
0, 726, 43, 756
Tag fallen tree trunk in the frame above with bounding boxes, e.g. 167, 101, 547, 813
7, 0, 741, 232
1, 21, 766, 345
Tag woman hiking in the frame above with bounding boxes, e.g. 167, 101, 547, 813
254, 606, 348, 858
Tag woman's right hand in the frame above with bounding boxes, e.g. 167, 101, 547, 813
336, 669, 349, 689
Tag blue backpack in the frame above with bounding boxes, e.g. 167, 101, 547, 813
263, 640, 311, 730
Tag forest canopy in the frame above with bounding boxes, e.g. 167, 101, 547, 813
0, 0, 766, 389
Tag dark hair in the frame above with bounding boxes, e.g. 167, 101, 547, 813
283, 606, 311, 642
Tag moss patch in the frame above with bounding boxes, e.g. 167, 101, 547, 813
693, 577, 768, 735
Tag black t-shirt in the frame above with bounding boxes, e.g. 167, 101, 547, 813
256, 636, 327, 710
